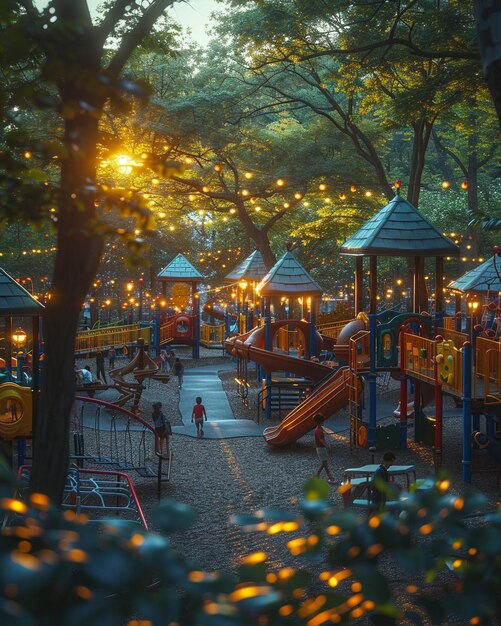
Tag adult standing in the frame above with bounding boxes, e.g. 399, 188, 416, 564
172, 357, 185, 388
314, 414, 336, 484
95, 350, 107, 384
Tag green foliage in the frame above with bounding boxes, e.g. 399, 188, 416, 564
1, 457, 501, 625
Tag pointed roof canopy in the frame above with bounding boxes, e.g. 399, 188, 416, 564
340, 192, 460, 257
448, 255, 501, 294
157, 253, 203, 282
224, 250, 267, 283
0, 267, 45, 315
256, 250, 323, 297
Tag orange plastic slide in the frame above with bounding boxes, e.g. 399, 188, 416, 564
227, 321, 332, 383
263, 367, 352, 446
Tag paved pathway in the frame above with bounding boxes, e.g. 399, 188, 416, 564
172, 362, 267, 439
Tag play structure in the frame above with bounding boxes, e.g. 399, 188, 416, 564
107, 338, 169, 411
18, 465, 148, 527
227, 194, 501, 486
71, 395, 172, 496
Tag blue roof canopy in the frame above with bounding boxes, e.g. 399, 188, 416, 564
340, 193, 460, 257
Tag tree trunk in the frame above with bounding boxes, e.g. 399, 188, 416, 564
234, 199, 277, 269
30, 114, 104, 501
474, 0, 501, 126
407, 118, 433, 208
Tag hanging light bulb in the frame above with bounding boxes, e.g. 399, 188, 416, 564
441, 181, 450, 189
461, 181, 469, 190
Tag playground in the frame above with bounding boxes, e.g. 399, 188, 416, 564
69, 343, 499, 576
2, 191, 501, 584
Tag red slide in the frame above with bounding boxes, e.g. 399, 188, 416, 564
263, 367, 352, 445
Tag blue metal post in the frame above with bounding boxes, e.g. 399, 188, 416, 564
193, 287, 200, 360
462, 342, 472, 483
16, 352, 25, 384
265, 302, 272, 419
368, 314, 377, 448
154, 303, 161, 357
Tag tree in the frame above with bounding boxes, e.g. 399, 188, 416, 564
474, 0, 501, 126
0, 0, 183, 501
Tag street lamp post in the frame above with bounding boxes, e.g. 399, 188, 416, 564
468, 298, 480, 341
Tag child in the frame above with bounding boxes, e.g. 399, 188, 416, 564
191, 396, 207, 437
152, 401, 172, 454
173, 357, 185, 388
314, 414, 336, 484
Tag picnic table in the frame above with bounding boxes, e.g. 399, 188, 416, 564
342, 464, 416, 508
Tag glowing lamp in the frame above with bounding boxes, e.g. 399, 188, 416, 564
441, 181, 450, 189
461, 181, 469, 190
12, 327, 27, 349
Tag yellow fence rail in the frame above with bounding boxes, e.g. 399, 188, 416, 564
159, 319, 174, 345
403, 333, 436, 385
201, 323, 224, 345
317, 319, 353, 340
437, 327, 468, 349
75, 324, 151, 355
475, 336, 501, 402
442, 316, 458, 331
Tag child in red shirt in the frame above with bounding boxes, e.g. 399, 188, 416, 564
191, 396, 207, 437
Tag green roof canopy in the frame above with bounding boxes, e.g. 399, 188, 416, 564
224, 250, 267, 283
257, 251, 323, 297
340, 193, 460, 257
448, 256, 501, 293
0, 267, 45, 315
157, 253, 203, 282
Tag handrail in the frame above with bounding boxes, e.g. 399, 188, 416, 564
257, 381, 309, 423
74, 394, 161, 453
75, 324, 151, 354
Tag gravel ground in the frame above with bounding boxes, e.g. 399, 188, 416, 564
114, 347, 501, 565
77, 346, 501, 623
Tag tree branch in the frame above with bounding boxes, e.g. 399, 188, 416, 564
106, 0, 177, 78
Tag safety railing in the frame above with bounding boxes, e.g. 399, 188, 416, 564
402, 333, 436, 384
201, 322, 224, 345
442, 316, 458, 331
436, 327, 468, 349
18, 465, 148, 528
475, 336, 501, 402
349, 330, 370, 374
159, 318, 174, 344
257, 380, 309, 422
317, 319, 353, 340
72, 395, 171, 497
75, 324, 151, 355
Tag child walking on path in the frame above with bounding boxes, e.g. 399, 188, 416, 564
173, 357, 185, 388
314, 414, 336, 484
191, 396, 207, 437
152, 401, 172, 456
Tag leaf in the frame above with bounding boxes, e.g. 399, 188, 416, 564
152, 499, 196, 532
303, 476, 330, 501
